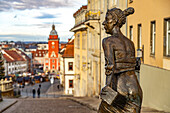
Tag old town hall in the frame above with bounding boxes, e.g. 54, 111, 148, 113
44, 24, 60, 74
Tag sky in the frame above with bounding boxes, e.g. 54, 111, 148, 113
0, 0, 87, 42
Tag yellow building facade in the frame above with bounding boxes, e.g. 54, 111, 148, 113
127, 0, 170, 112
71, 0, 127, 97
70, 6, 88, 96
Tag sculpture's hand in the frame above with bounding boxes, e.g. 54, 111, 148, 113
100, 86, 110, 96
100, 86, 118, 105
105, 64, 114, 75
105, 58, 114, 76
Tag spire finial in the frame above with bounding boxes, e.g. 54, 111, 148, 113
52, 22, 55, 30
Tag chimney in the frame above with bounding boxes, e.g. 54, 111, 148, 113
68, 39, 71, 42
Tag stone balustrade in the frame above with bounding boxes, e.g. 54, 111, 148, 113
0, 77, 13, 97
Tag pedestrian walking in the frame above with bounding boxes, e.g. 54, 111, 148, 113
32, 88, 36, 98
39, 84, 41, 88
37, 87, 40, 98
57, 85, 59, 90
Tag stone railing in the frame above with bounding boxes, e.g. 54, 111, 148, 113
0, 78, 13, 93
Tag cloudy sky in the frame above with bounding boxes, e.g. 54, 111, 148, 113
0, 0, 87, 42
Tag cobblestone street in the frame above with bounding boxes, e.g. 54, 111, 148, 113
3, 98, 96, 113
18, 80, 61, 98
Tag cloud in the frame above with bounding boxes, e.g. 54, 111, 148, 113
13, 22, 62, 28
0, 0, 76, 12
34, 13, 58, 19
0, 34, 47, 41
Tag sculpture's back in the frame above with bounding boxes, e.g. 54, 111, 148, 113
98, 7, 143, 113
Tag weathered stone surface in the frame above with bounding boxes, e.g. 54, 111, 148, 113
3, 98, 96, 113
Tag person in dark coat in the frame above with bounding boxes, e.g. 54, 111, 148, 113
32, 88, 36, 98
39, 84, 41, 88
37, 87, 40, 98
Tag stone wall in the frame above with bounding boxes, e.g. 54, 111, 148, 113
140, 64, 170, 112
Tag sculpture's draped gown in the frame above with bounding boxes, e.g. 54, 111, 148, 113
98, 36, 142, 113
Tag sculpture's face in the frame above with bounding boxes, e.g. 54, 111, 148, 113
102, 12, 116, 34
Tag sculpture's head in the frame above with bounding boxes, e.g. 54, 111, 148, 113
103, 7, 134, 34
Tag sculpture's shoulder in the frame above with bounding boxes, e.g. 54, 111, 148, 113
102, 36, 117, 45
123, 36, 135, 50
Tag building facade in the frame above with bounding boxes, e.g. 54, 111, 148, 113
71, 0, 127, 97
2, 50, 27, 76
32, 50, 48, 69
127, 0, 170, 112
59, 39, 74, 95
71, 5, 88, 97
44, 24, 60, 74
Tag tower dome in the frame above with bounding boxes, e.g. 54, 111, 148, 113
50, 24, 58, 35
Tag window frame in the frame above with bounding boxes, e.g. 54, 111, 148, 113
129, 25, 133, 41
164, 18, 170, 57
150, 21, 156, 56
137, 24, 142, 49
76, 33, 80, 49
52, 65, 55, 69
69, 80, 73, 88
68, 62, 73, 71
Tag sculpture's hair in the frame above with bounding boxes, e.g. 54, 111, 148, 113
107, 7, 134, 28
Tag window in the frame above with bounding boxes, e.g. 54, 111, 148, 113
68, 62, 73, 71
52, 60, 55, 63
150, 21, 156, 55
82, 33, 86, 49
36, 54, 38, 56
46, 60, 48, 63
129, 26, 133, 41
46, 66, 48, 69
77, 55, 80, 69
77, 34, 80, 49
52, 65, 55, 69
138, 24, 142, 49
52, 46, 55, 49
39, 54, 41, 57
69, 80, 73, 88
164, 18, 170, 56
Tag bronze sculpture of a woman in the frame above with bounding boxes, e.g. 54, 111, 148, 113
98, 7, 143, 113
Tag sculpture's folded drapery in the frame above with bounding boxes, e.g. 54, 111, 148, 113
98, 7, 143, 113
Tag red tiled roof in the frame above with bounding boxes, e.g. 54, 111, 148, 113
60, 43, 67, 50
4, 50, 25, 61
62, 40, 74, 58
15, 48, 31, 60
3, 54, 13, 62
73, 5, 87, 17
